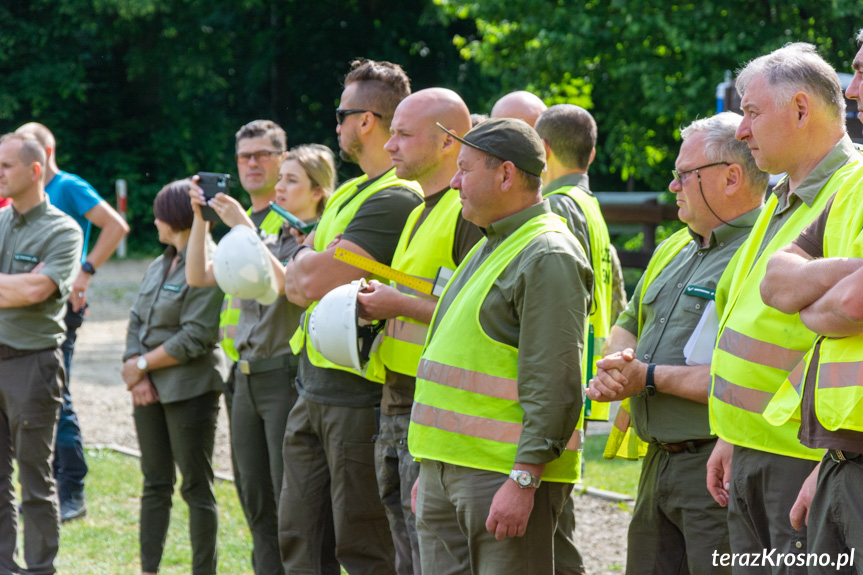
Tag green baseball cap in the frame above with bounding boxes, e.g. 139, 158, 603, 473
437, 117, 546, 177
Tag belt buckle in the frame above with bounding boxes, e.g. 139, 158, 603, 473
238, 360, 251, 375
829, 449, 847, 463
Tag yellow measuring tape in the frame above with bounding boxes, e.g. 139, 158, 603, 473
333, 248, 434, 295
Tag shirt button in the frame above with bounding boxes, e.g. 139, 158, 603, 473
695, 304, 701, 310
795, 541, 803, 549
719, 242, 725, 247
643, 353, 651, 361
677, 283, 683, 289
659, 317, 666, 324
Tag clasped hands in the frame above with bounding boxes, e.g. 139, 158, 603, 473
122, 356, 159, 407
586, 348, 648, 402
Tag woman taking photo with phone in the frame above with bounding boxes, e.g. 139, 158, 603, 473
186, 143, 335, 575
122, 179, 228, 575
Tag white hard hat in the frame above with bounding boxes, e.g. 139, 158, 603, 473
213, 226, 278, 305
309, 280, 383, 372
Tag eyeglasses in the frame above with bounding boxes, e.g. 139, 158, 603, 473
335, 108, 383, 125
671, 162, 729, 185
236, 150, 283, 164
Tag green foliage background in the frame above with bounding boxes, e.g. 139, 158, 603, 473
2, 1, 861, 251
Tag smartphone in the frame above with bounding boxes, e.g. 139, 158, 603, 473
197, 172, 232, 222
269, 202, 316, 235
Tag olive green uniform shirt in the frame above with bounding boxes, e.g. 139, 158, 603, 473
124, 244, 227, 404
0, 198, 82, 350
235, 225, 302, 361
617, 207, 761, 444
428, 201, 593, 465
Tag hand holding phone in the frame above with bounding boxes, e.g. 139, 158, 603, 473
269, 202, 316, 235
197, 172, 232, 222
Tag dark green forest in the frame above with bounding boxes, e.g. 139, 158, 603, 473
2, 0, 861, 251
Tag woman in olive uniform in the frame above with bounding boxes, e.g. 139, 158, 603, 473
122, 180, 228, 575
186, 144, 336, 575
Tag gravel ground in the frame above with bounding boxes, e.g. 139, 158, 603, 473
72, 258, 631, 574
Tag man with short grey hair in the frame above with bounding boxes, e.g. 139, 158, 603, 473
706, 43, 861, 572
589, 112, 765, 574
0, 132, 83, 574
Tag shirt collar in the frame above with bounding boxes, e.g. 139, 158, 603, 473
542, 173, 590, 195
689, 204, 763, 248
12, 197, 50, 226
771, 135, 859, 207
484, 200, 551, 241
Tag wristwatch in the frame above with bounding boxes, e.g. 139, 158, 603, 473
644, 363, 657, 396
81, 261, 96, 275
509, 469, 541, 489
136, 355, 149, 372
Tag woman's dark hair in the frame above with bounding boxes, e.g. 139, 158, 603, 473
153, 179, 194, 232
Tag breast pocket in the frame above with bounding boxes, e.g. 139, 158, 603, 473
152, 284, 188, 326
10, 255, 39, 274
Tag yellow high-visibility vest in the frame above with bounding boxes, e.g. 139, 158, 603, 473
289, 168, 422, 382
764, 166, 863, 432
710, 161, 861, 460
409, 213, 585, 482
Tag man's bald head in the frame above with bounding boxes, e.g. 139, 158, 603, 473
490, 91, 547, 127
384, 88, 471, 190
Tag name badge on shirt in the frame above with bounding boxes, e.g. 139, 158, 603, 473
684, 285, 715, 300
13, 253, 39, 264
162, 283, 182, 292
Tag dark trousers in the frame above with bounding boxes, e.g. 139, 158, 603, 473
627, 441, 730, 575
134, 391, 220, 575
53, 302, 88, 503
279, 395, 392, 575
0, 348, 63, 575
232, 363, 298, 575
375, 411, 421, 575
807, 452, 863, 575
554, 492, 586, 575
728, 446, 817, 575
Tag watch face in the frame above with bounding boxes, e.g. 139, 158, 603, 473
516, 472, 531, 486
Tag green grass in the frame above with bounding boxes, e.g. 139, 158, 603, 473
582, 433, 642, 498
54, 448, 254, 575
45, 440, 637, 574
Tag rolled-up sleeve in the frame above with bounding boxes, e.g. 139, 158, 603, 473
160, 284, 224, 363
513, 241, 592, 464
39, 223, 82, 299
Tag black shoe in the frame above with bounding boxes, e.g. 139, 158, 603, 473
60, 494, 87, 523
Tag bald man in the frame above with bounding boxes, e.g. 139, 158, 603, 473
358, 88, 483, 575
491, 90, 548, 127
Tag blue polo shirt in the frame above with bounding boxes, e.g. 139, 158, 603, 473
45, 171, 103, 261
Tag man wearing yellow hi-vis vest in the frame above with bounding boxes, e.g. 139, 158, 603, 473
759, 37, 863, 568
281, 60, 423, 574
354, 88, 482, 575
533, 103, 624, 575
707, 43, 862, 571
408, 118, 592, 575
587, 113, 766, 575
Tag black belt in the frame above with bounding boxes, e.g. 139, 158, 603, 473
236, 353, 298, 376
828, 449, 862, 463
0, 345, 54, 361
657, 437, 716, 454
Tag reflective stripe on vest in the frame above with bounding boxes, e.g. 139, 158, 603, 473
710, 159, 861, 460
544, 185, 614, 422
289, 169, 423, 382
409, 213, 584, 483
376, 189, 467, 376
764, 164, 863, 432
219, 208, 284, 362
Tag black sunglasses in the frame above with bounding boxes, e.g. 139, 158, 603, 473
335, 108, 383, 125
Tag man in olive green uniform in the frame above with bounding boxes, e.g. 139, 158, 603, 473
356, 87, 481, 575
756, 34, 863, 573
282, 59, 422, 574
0, 132, 83, 574
408, 118, 592, 575
588, 113, 766, 574
705, 44, 859, 573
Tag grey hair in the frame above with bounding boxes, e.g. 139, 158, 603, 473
857, 28, 863, 44
680, 112, 769, 195
736, 43, 845, 125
